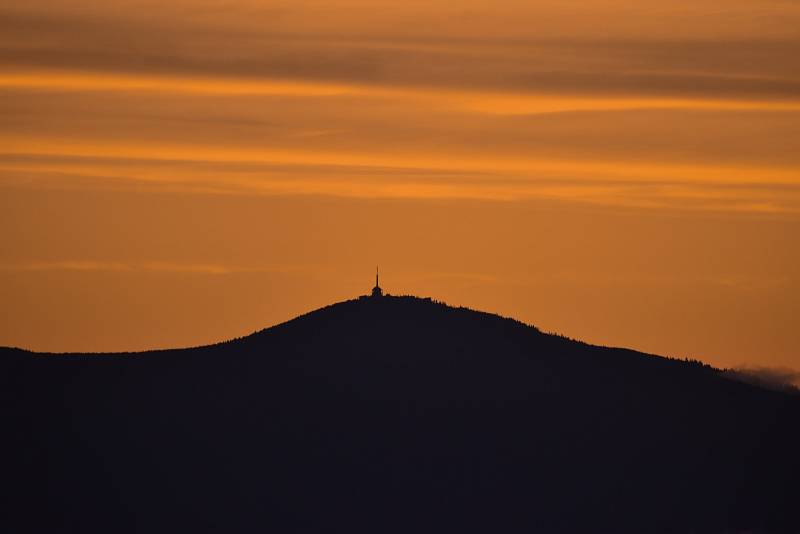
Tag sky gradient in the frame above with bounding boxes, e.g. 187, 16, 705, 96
1, 1, 799, 371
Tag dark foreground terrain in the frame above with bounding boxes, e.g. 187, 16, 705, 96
2, 296, 799, 533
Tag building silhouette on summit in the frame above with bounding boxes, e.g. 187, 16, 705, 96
371, 267, 383, 298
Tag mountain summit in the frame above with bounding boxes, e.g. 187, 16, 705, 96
2, 296, 799, 533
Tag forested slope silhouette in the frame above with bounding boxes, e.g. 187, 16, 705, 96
2, 296, 798, 533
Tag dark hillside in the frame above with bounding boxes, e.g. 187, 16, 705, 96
2, 296, 799, 533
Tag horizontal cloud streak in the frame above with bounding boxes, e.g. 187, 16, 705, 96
2, 3, 800, 101
0, 260, 302, 275
3, 149, 799, 213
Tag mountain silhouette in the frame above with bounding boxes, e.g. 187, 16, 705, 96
2, 295, 799, 533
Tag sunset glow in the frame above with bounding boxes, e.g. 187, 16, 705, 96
1, 0, 799, 371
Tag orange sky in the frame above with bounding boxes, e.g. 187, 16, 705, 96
1, 0, 799, 370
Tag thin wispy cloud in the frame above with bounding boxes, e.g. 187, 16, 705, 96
0, 260, 301, 275
3, 141, 799, 212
